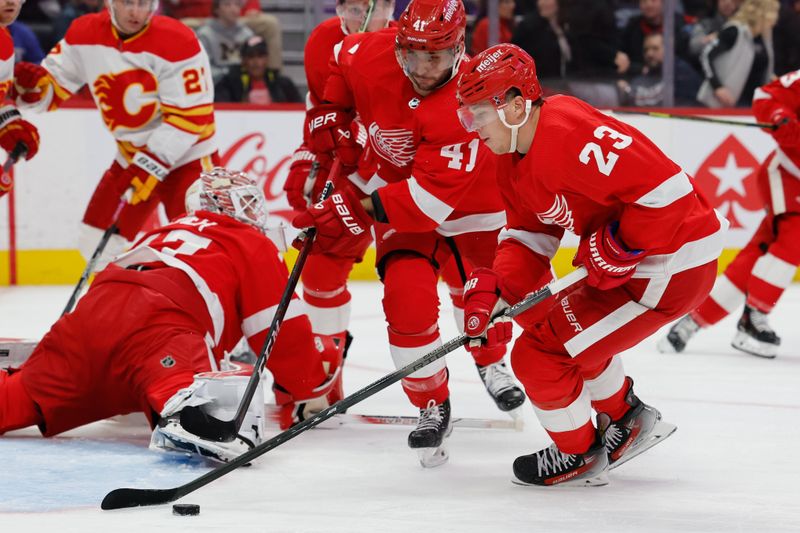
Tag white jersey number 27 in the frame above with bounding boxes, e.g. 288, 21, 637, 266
578, 126, 633, 176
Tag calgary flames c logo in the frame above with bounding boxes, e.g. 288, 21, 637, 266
93, 69, 158, 131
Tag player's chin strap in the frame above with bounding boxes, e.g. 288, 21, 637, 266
498, 99, 532, 154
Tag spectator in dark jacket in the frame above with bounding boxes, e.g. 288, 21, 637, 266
8, 21, 44, 64
620, 0, 691, 74
512, 0, 570, 79
773, 0, 800, 74
51, 0, 103, 44
215, 36, 301, 104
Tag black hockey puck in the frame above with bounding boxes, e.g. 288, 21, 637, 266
172, 503, 200, 516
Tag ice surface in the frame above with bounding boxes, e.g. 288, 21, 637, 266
1, 282, 799, 532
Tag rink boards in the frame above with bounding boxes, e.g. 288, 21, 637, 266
0, 103, 795, 284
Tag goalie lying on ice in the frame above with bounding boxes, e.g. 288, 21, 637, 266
0, 168, 343, 462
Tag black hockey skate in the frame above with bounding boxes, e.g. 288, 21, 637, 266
476, 361, 526, 414
512, 439, 609, 487
408, 398, 453, 468
657, 314, 700, 353
731, 305, 780, 358
598, 381, 677, 469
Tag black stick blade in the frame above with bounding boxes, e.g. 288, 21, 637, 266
179, 405, 239, 442
101, 487, 181, 510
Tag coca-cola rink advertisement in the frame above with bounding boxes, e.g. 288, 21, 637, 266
0, 104, 797, 284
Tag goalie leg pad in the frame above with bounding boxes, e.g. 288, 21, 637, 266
150, 369, 265, 463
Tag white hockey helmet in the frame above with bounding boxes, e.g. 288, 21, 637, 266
185, 167, 269, 232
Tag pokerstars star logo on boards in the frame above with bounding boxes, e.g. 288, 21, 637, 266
476, 50, 504, 73
537, 194, 574, 233
693, 134, 760, 229
94, 69, 158, 131
368, 122, 416, 167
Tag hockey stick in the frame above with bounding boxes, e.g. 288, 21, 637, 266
100, 268, 587, 510
179, 160, 336, 443
613, 110, 776, 130
61, 197, 126, 316
0, 143, 29, 197
261, 404, 524, 431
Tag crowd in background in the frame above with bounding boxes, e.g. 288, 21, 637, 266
12, 0, 800, 108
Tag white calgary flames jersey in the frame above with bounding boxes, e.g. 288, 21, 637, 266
19, 12, 216, 169
0, 28, 13, 101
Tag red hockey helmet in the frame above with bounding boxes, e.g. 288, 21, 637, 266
396, 0, 466, 51
395, 0, 467, 93
457, 44, 541, 108
456, 44, 542, 152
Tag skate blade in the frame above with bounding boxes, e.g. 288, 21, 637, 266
416, 445, 449, 468
731, 333, 777, 359
610, 420, 677, 470
511, 470, 609, 488
656, 336, 679, 354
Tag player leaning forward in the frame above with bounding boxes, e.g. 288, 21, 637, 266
13, 0, 218, 266
457, 45, 728, 486
0, 169, 342, 463
294, 0, 523, 467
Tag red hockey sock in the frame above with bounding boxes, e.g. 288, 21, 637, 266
546, 420, 597, 455
0, 370, 43, 434
402, 368, 449, 408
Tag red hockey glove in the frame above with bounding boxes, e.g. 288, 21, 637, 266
769, 110, 800, 147
12, 62, 50, 105
574, 222, 644, 290
273, 334, 344, 430
463, 268, 513, 353
122, 150, 170, 205
283, 146, 330, 211
0, 106, 39, 160
306, 104, 365, 168
292, 186, 372, 259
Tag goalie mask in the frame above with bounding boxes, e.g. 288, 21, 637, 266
395, 0, 466, 95
185, 168, 269, 232
337, 0, 395, 34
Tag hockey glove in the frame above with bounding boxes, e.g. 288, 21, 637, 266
273, 335, 344, 430
306, 103, 366, 168
122, 150, 170, 205
292, 185, 373, 259
0, 106, 39, 160
463, 268, 513, 353
12, 62, 50, 105
769, 110, 800, 147
283, 145, 330, 210
574, 222, 643, 290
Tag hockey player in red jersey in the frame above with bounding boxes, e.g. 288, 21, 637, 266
0, 169, 342, 463
293, 0, 526, 467
0, 0, 40, 197
659, 69, 800, 359
456, 44, 728, 486
12, 0, 218, 269
282, 0, 395, 405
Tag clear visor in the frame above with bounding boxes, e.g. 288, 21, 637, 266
457, 100, 503, 132
396, 47, 458, 87
337, 1, 393, 33
112, 0, 157, 12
